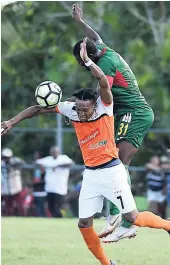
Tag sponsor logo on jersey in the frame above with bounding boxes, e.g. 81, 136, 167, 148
89, 140, 107, 150
79, 129, 100, 145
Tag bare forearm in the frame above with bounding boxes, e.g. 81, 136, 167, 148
10, 105, 43, 126
89, 63, 109, 90
78, 19, 102, 42
89, 62, 112, 104
1, 104, 57, 136
57, 164, 73, 168
72, 4, 102, 43
161, 164, 170, 169
80, 38, 112, 104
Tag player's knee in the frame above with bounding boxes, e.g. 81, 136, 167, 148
123, 210, 139, 223
78, 218, 92, 228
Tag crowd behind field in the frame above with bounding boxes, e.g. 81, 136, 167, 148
1, 146, 170, 219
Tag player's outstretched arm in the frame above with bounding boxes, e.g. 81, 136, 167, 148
80, 38, 112, 105
72, 4, 103, 44
1, 105, 56, 136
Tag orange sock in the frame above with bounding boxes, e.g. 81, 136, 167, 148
133, 211, 170, 231
80, 227, 110, 265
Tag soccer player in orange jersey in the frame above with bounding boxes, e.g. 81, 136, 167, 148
1, 39, 170, 265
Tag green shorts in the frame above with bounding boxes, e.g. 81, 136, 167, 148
115, 108, 154, 148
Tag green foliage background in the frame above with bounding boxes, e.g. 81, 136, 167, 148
1, 1, 170, 163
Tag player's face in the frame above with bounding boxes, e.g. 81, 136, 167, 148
150, 156, 160, 166
76, 99, 95, 122
50, 147, 60, 158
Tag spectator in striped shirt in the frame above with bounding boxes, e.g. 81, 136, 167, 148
161, 154, 170, 217
146, 156, 166, 218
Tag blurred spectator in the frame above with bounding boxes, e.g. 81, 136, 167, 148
1, 148, 25, 216
33, 151, 47, 217
36, 146, 74, 218
145, 156, 166, 218
161, 155, 170, 217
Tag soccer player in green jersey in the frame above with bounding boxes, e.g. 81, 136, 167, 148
72, 4, 154, 243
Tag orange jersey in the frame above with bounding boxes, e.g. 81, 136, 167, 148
56, 97, 119, 167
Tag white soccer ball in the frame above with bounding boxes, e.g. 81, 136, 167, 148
35, 81, 62, 108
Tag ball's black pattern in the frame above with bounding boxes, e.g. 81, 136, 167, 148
35, 81, 62, 108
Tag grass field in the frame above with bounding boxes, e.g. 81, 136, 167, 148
2, 217, 169, 265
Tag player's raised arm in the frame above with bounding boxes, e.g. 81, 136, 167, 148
72, 4, 103, 44
80, 38, 112, 105
1, 105, 56, 136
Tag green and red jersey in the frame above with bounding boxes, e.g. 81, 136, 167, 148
97, 43, 151, 114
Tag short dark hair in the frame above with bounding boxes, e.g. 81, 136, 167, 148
73, 88, 97, 102
73, 39, 98, 57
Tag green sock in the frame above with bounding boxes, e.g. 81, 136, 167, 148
109, 164, 132, 228
109, 201, 120, 215
122, 216, 132, 228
